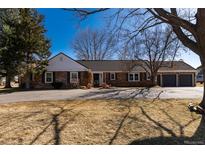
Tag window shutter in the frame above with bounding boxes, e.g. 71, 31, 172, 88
115, 73, 117, 80
67, 72, 70, 84
53, 72, 55, 82
30, 73, 33, 81
42, 71, 45, 83
78, 72, 81, 84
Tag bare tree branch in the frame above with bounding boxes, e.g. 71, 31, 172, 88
119, 26, 180, 85
64, 8, 109, 20
72, 28, 117, 60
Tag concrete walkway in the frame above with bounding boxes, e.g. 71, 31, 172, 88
0, 87, 203, 104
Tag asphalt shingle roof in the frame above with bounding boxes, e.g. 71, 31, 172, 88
77, 60, 196, 72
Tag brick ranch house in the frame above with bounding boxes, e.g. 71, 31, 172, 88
20, 52, 197, 89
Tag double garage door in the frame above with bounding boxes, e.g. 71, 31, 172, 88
162, 74, 193, 87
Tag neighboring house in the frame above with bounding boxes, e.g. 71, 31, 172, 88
196, 66, 203, 83
0, 76, 19, 87
20, 52, 197, 88
0, 76, 5, 86
0, 70, 6, 86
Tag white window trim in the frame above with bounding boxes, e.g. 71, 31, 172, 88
45, 72, 53, 83
128, 72, 140, 82
110, 72, 116, 80
70, 72, 78, 83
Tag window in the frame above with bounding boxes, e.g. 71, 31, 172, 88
70, 72, 78, 83
45, 72, 53, 83
129, 74, 134, 81
110, 73, 116, 80
128, 73, 139, 82
135, 73, 139, 81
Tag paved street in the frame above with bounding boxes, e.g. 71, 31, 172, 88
0, 87, 203, 104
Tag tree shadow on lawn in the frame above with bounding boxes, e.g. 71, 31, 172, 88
105, 89, 204, 145
28, 94, 205, 145
0, 87, 203, 145
29, 102, 85, 145
0, 100, 86, 145
129, 107, 204, 145
129, 122, 205, 144
108, 88, 158, 144
28, 87, 153, 145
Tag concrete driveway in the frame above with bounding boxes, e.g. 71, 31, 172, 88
0, 87, 203, 104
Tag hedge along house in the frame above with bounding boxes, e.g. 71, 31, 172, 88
21, 52, 197, 89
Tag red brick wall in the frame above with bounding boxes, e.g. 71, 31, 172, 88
55, 72, 67, 87
22, 71, 195, 89
104, 72, 154, 87
21, 71, 92, 89
79, 71, 92, 86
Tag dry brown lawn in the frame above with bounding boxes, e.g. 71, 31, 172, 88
0, 99, 203, 145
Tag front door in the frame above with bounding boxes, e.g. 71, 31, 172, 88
93, 73, 103, 87
93, 73, 100, 87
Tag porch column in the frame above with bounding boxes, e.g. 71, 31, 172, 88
160, 74, 162, 86
176, 73, 179, 87
104, 72, 106, 83
192, 73, 195, 87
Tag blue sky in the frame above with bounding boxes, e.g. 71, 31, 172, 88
37, 8, 201, 68
37, 8, 104, 57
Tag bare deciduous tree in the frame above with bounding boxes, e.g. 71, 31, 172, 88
147, 9, 205, 113
67, 8, 205, 114
119, 26, 180, 85
71, 28, 117, 60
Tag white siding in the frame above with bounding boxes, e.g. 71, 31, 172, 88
46, 53, 88, 72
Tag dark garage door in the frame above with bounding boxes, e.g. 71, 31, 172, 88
179, 74, 192, 87
162, 75, 176, 87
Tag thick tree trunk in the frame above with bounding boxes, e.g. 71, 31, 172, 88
24, 73, 30, 89
191, 56, 205, 144
192, 115, 205, 142
199, 58, 205, 109
150, 74, 157, 86
4, 75, 12, 88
